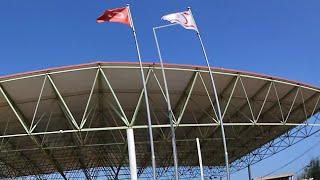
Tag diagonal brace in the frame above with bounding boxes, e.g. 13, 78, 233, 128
47, 74, 80, 130
99, 68, 129, 126
0, 83, 67, 179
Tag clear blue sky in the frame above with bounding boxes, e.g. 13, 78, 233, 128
1, 0, 320, 179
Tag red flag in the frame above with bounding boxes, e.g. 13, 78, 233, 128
96, 7, 131, 26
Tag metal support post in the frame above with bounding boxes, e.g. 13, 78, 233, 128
153, 26, 179, 180
248, 164, 252, 180
196, 138, 204, 180
188, 7, 231, 179
127, 128, 137, 180
127, 4, 157, 179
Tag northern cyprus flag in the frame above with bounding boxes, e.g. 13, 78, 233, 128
161, 11, 198, 31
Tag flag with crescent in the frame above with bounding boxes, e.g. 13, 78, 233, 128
161, 11, 198, 31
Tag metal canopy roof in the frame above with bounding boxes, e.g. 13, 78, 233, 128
0, 62, 319, 179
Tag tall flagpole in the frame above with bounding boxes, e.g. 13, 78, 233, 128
127, 4, 157, 180
188, 7, 231, 180
153, 26, 180, 180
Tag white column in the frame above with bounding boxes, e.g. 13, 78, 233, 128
127, 128, 137, 180
196, 138, 204, 180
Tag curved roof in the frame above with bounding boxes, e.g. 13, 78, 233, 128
0, 62, 319, 179
1, 61, 319, 91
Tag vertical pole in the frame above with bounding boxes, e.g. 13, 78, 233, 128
153, 27, 179, 180
127, 4, 157, 180
196, 138, 204, 180
248, 165, 252, 180
127, 128, 138, 180
188, 7, 231, 180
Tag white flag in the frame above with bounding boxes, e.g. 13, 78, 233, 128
161, 11, 198, 31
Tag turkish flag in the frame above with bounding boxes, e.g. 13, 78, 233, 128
96, 7, 131, 26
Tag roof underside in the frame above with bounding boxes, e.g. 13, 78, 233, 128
0, 62, 319, 179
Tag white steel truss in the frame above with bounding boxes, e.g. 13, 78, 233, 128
0, 63, 319, 179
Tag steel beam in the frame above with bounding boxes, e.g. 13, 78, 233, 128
285, 91, 320, 123
175, 72, 199, 125
30, 76, 47, 132
151, 70, 177, 122
183, 75, 239, 139
0, 83, 67, 179
218, 81, 273, 147
143, 72, 199, 177
97, 71, 128, 179
239, 77, 256, 122
1, 122, 320, 140
230, 92, 320, 171
217, 82, 279, 163
261, 85, 298, 121
0, 84, 30, 133
145, 72, 198, 170
231, 114, 320, 173
230, 81, 272, 123
1, 64, 319, 94
99, 68, 129, 126
205, 75, 239, 122
235, 85, 299, 142
47, 75, 92, 179
130, 69, 152, 126
47, 74, 80, 130
80, 69, 99, 129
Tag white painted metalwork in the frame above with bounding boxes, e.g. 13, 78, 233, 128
127, 5, 157, 179
126, 128, 137, 180
30, 76, 47, 131
196, 138, 204, 180
47, 74, 80, 130
0, 84, 30, 134
80, 69, 99, 129
99, 68, 129, 126
0, 62, 318, 179
176, 72, 199, 125
188, 7, 230, 179
153, 25, 180, 180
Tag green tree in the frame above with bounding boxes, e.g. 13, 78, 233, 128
298, 157, 320, 180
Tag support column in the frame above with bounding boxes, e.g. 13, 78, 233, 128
196, 138, 204, 180
248, 164, 252, 180
127, 128, 137, 180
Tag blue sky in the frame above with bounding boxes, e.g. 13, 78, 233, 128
0, 0, 320, 179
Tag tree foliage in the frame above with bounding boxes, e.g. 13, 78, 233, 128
298, 157, 320, 180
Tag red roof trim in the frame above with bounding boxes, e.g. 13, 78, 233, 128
0, 61, 318, 91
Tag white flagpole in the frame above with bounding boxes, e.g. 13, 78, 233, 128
188, 7, 231, 180
127, 4, 157, 180
153, 26, 180, 180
